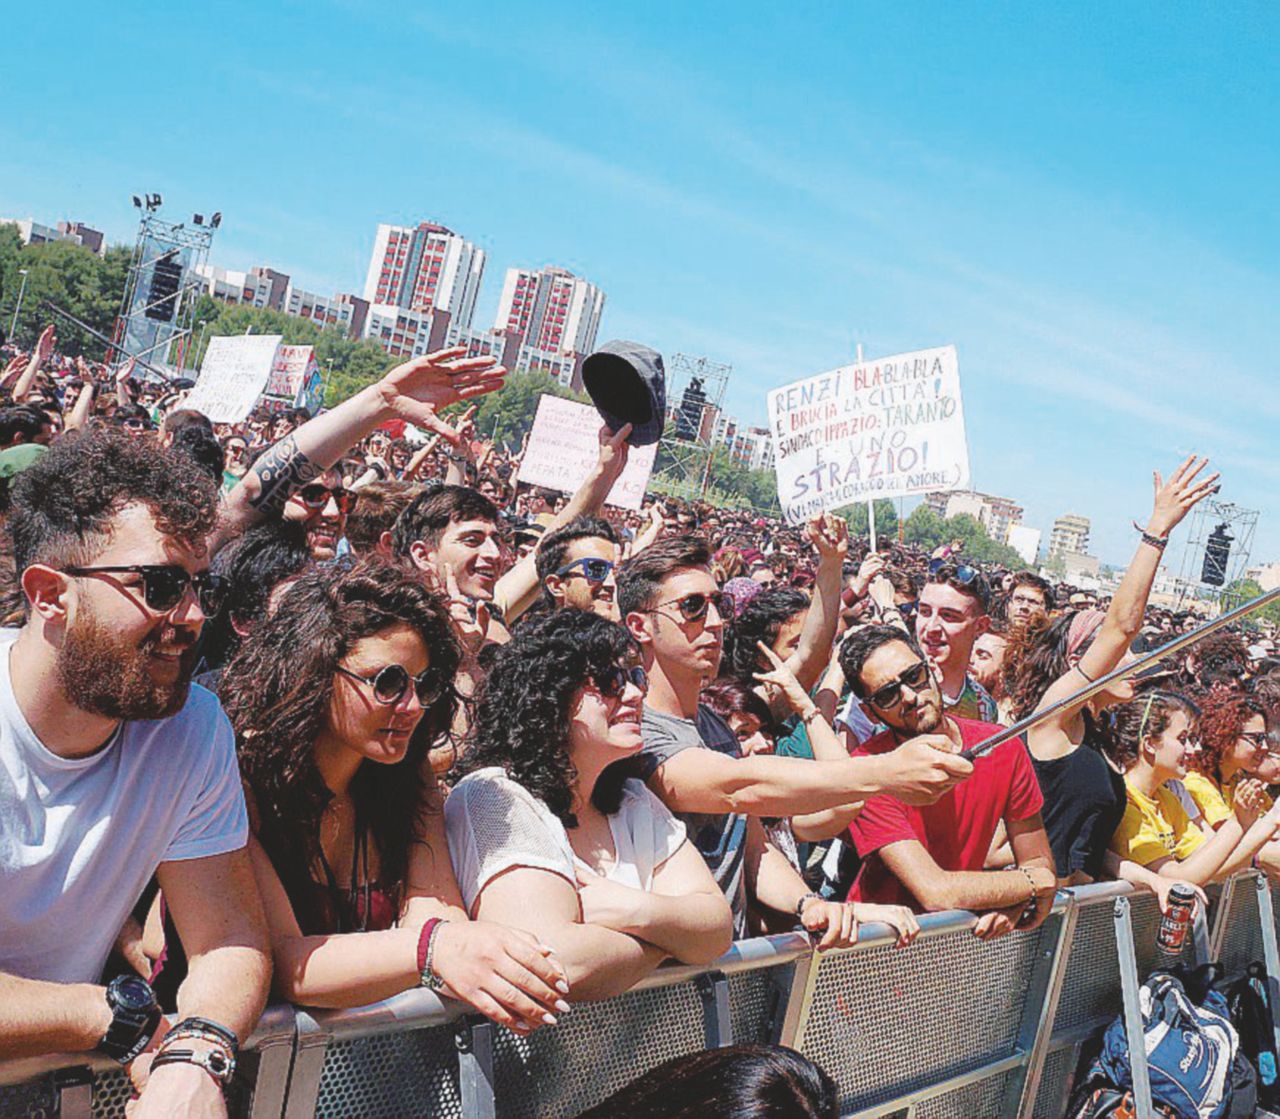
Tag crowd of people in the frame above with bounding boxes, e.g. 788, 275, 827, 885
1, 329, 1278, 1117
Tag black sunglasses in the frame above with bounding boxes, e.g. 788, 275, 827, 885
556, 557, 615, 583
865, 661, 932, 710
63, 564, 225, 616
335, 663, 444, 706
297, 483, 353, 513
650, 591, 731, 624
592, 664, 649, 699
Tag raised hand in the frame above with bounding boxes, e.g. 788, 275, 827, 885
1148, 455, 1220, 538
806, 512, 849, 562
116, 357, 137, 384
376, 347, 506, 445
34, 323, 56, 366
441, 563, 490, 654
753, 640, 811, 715
596, 423, 633, 487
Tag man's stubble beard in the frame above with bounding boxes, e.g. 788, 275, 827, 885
58, 602, 196, 720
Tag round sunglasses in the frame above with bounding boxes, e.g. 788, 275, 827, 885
335, 663, 444, 706
592, 664, 649, 699
649, 591, 731, 624
63, 564, 226, 616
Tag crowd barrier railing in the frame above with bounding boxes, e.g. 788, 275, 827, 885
5, 872, 1280, 1119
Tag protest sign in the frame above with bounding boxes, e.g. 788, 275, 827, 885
768, 344, 970, 524
263, 344, 324, 414
183, 335, 283, 423
516, 395, 657, 510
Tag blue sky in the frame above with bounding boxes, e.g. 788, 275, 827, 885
4, 1, 1276, 567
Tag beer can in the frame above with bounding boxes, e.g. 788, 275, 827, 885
1157, 884, 1197, 953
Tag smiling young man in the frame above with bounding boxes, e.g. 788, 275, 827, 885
393, 485, 506, 603
838, 625, 1056, 940
618, 537, 972, 943
535, 515, 621, 620
915, 561, 998, 723
0, 428, 270, 1118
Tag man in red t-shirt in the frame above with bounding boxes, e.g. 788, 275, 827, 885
837, 625, 1057, 939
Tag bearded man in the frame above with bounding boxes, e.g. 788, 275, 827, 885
0, 428, 270, 1119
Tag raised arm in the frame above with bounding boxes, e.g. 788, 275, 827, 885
1038, 456, 1219, 718
11, 324, 55, 403
495, 423, 633, 621
215, 347, 505, 551
781, 514, 847, 698
645, 736, 971, 818
64, 378, 97, 432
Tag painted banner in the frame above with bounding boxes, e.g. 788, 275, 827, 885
183, 335, 283, 422
516, 395, 658, 510
768, 344, 970, 524
263, 344, 324, 414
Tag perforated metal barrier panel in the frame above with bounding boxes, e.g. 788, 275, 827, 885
6, 876, 1280, 1119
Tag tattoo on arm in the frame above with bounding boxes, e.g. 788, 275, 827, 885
248, 435, 323, 516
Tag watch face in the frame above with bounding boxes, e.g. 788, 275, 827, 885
112, 975, 155, 1012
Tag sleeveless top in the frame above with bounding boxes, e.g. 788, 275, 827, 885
1032, 710, 1126, 881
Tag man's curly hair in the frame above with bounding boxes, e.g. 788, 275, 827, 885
10, 426, 219, 583
465, 609, 640, 828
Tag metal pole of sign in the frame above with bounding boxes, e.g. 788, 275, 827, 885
9, 268, 28, 338
962, 586, 1280, 761
855, 342, 877, 551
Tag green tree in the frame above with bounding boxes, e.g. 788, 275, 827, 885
846, 499, 899, 542
0, 227, 130, 358
468, 370, 588, 449
903, 503, 947, 549
1223, 578, 1280, 623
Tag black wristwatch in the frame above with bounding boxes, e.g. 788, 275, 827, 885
97, 975, 161, 1065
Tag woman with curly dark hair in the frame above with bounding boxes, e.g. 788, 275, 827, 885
1178, 690, 1277, 873
220, 557, 571, 1032
1000, 457, 1217, 893
1105, 691, 1278, 886
447, 610, 733, 1001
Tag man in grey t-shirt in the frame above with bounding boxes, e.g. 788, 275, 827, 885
633, 706, 749, 936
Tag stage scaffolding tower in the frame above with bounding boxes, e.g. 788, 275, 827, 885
112, 195, 218, 381
655, 353, 731, 502
1173, 498, 1260, 613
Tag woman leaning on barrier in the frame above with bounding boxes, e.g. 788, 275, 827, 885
216, 557, 572, 1035
1002, 455, 1219, 902
1105, 691, 1280, 888
445, 610, 735, 1002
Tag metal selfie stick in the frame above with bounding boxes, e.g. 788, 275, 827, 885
961, 586, 1280, 762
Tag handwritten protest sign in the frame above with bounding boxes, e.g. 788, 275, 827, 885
183, 335, 283, 423
517, 395, 657, 510
263, 344, 324, 415
768, 344, 970, 524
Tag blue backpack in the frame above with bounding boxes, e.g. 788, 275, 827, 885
1097, 971, 1240, 1119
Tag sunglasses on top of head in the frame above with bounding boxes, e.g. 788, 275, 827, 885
648, 591, 731, 624
865, 661, 932, 710
927, 557, 981, 586
335, 663, 444, 706
297, 483, 353, 513
592, 664, 649, 699
555, 557, 615, 583
63, 564, 226, 616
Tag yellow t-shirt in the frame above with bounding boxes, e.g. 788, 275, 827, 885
1181, 770, 1233, 828
1110, 779, 1206, 867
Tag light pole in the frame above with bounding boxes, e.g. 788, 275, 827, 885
9, 269, 28, 339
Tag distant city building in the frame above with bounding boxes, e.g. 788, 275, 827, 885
195, 263, 277, 309
1246, 561, 1280, 592
363, 222, 485, 328
362, 303, 450, 361
923, 490, 1024, 543
2, 217, 100, 251
495, 266, 605, 355
731, 427, 774, 473
285, 287, 369, 338
445, 322, 524, 374
1049, 514, 1092, 561
57, 221, 105, 255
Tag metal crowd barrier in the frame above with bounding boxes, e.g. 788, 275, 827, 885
5, 873, 1280, 1119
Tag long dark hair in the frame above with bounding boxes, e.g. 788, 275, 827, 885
576, 1044, 838, 1119
222, 557, 460, 933
1101, 692, 1200, 771
465, 609, 639, 828
1005, 613, 1075, 720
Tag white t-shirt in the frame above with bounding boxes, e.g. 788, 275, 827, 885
0, 635, 248, 984
444, 767, 686, 915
